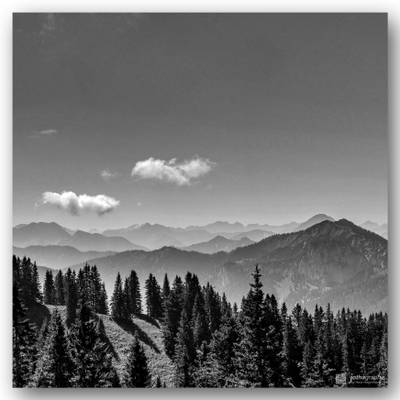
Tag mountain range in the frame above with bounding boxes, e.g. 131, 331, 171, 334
13, 222, 146, 252
181, 235, 254, 254
66, 219, 387, 315
13, 245, 116, 271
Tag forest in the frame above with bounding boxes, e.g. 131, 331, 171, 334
13, 255, 388, 388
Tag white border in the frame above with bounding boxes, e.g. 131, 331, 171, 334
1, 2, 398, 400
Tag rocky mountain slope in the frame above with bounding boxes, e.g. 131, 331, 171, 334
69, 219, 387, 315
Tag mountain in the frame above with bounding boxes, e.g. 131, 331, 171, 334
229, 229, 273, 242
13, 222, 71, 247
13, 245, 115, 270
13, 222, 146, 253
361, 221, 388, 238
59, 230, 146, 252
103, 223, 212, 249
101, 214, 334, 249
71, 219, 387, 315
293, 213, 335, 231
188, 221, 246, 234
182, 235, 254, 254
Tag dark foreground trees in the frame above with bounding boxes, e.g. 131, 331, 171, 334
123, 335, 150, 387
13, 255, 388, 388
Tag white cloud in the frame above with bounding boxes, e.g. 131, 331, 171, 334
131, 157, 215, 186
39, 129, 58, 136
30, 128, 58, 138
100, 169, 117, 180
42, 191, 119, 216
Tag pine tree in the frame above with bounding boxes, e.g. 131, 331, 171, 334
54, 270, 65, 305
192, 292, 210, 348
12, 282, 38, 387
174, 309, 196, 387
44, 270, 56, 305
97, 283, 109, 314
163, 276, 184, 358
234, 265, 272, 387
123, 335, 150, 387
34, 310, 75, 387
70, 305, 120, 387
111, 272, 127, 321
145, 274, 163, 320
162, 273, 170, 311
64, 269, 78, 326
32, 262, 42, 302
127, 270, 142, 314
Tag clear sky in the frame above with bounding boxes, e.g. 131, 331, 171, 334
13, 13, 387, 230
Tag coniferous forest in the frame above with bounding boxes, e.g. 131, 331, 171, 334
13, 255, 388, 388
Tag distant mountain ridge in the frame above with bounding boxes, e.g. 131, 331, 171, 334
67, 219, 387, 315
181, 235, 254, 254
13, 245, 115, 270
13, 222, 145, 253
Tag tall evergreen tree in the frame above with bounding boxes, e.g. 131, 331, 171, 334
127, 270, 142, 314
123, 335, 150, 387
111, 272, 128, 321
163, 276, 184, 358
12, 282, 38, 387
145, 274, 163, 320
64, 269, 78, 326
44, 270, 56, 305
97, 283, 109, 315
54, 270, 65, 305
70, 305, 120, 387
192, 292, 210, 348
34, 311, 74, 387
234, 265, 272, 387
174, 309, 196, 387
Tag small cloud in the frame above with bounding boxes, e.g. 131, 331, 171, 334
100, 169, 117, 181
137, 201, 142, 207
30, 129, 58, 138
131, 156, 215, 186
42, 191, 119, 216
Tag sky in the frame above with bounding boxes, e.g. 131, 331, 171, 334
13, 13, 388, 230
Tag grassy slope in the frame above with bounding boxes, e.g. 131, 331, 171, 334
45, 305, 175, 387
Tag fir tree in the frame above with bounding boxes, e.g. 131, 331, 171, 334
54, 270, 65, 305
12, 282, 38, 387
127, 270, 142, 314
44, 270, 56, 305
111, 272, 128, 321
192, 292, 210, 348
34, 310, 75, 387
145, 273, 163, 320
175, 309, 196, 387
70, 305, 120, 387
123, 335, 150, 388
163, 276, 184, 358
64, 269, 78, 326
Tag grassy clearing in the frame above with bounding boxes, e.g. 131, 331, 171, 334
44, 305, 176, 387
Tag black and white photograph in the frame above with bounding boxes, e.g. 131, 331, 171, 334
12, 13, 388, 388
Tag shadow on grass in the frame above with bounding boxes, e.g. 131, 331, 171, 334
26, 302, 50, 330
135, 313, 161, 329
116, 319, 160, 354
98, 316, 120, 362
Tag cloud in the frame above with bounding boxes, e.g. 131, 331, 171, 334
42, 191, 119, 216
30, 129, 58, 138
39, 129, 58, 135
100, 169, 117, 180
131, 157, 215, 185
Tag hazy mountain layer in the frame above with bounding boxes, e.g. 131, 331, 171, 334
13, 245, 116, 270
181, 235, 254, 254
69, 219, 387, 315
